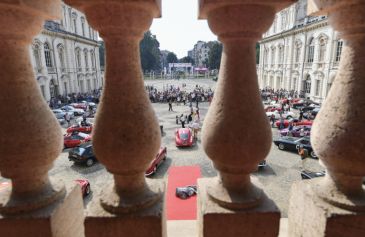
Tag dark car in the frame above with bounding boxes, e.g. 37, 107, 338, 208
68, 142, 96, 166
175, 185, 197, 199
273, 136, 317, 158
301, 170, 325, 179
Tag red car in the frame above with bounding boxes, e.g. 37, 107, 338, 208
145, 147, 167, 176
275, 119, 313, 128
264, 105, 282, 112
64, 132, 92, 148
71, 103, 87, 111
74, 179, 91, 197
175, 128, 194, 147
66, 124, 93, 134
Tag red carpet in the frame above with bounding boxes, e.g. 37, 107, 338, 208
166, 166, 201, 220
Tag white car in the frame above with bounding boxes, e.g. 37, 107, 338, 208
61, 105, 84, 116
266, 110, 295, 120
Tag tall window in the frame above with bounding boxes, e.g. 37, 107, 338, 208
281, 12, 286, 30
264, 49, 269, 66
90, 50, 95, 68
318, 38, 327, 62
273, 17, 277, 34
89, 26, 92, 39
33, 44, 42, 69
84, 50, 89, 68
307, 38, 315, 63
72, 13, 77, 34
304, 75, 311, 94
44, 43, 53, 67
295, 45, 301, 63
76, 48, 81, 69
81, 17, 85, 37
335, 40, 343, 62
279, 46, 284, 65
58, 46, 65, 69
271, 48, 276, 65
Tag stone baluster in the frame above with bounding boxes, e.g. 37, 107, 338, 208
288, 1, 365, 236
0, 1, 85, 236
198, 1, 295, 236
64, 1, 164, 236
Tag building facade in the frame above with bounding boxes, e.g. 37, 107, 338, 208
257, 0, 343, 103
30, 1, 102, 103
189, 41, 210, 67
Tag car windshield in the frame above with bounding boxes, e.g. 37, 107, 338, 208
180, 133, 189, 139
73, 147, 86, 156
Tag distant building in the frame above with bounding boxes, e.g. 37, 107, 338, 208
189, 41, 210, 67
30, 1, 102, 103
257, 0, 343, 103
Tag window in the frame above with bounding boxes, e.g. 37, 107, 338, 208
295, 45, 301, 63
304, 76, 311, 94
279, 46, 284, 65
72, 13, 78, 34
76, 48, 81, 69
90, 51, 95, 68
273, 17, 277, 34
318, 38, 327, 62
33, 44, 42, 69
58, 45, 65, 69
271, 48, 276, 65
89, 26, 92, 39
315, 80, 321, 96
84, 50, 89, 68
44, 43, 53, 67
335, 40, 343, 62
307, 38, 315, 63
81, 17, 85, 37
281, 12, 286, 30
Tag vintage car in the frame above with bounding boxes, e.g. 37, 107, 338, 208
145, 147, 167, 176
264, 104, 282, 112
175, 128, 194, 147
61, 105, 85, 116
273, 136, 317, 158
279, 125, 312, 137
66, 123, 93, 134
70, 103, 87, 111
266, 110, 295, 120
64, 132, 92, 148
275, 119, 313, 128
74, 179, 91, 197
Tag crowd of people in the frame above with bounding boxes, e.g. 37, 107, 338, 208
260, 88, 306, 101
145, 84, 214, 106
49, 89, 102, 109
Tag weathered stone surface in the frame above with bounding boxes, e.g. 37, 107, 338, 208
198, 178, 280, 237
289, 180, 365, 237
0, 185, 85, 237
85, 179, 166, 237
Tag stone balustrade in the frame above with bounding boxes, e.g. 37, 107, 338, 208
0, 0, 364, 236
0, 1, 84, 236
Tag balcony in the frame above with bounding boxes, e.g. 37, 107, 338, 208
1, 0, 365, 237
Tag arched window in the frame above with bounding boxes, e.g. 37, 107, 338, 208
58, 45, 66, 69
44, 43, 53, 68
72, 12, 77, 34
75, 48, 81, 69
81, 17, 85, 37
304, 75, 311, 94
264, 48, 269, 66
33, 43, 42, 69
84, 50, 89, 68
318, 38, 327, 62
315, 79, 321, 96
335, 40, 343, 62
307, 37, 315, 63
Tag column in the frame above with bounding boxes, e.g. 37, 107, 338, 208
64, 1, 164, 237
288, 1, 365, 236
198, 1, 295, 236
0, 1, 85, 236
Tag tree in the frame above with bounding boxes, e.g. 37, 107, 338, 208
179, 56, 194, 65
140, 31, 161, 72
207, 41, 223, 69
166, 52, 178, 64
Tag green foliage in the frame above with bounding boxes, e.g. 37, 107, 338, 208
207, 41, 222, 70
140, 31, 161, 72
166, 52, 178, 64
179, 56, 194, 64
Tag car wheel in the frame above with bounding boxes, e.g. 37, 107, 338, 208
310, 151, 317, 159
86, 159, 94, 167
85, 184, 91, 195
278, 143, 285, 150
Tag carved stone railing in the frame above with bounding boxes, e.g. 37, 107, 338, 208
288, 1, 365, 236
198, 0, 295, 236
64, 0, 164, 236
0, 1, 84, 236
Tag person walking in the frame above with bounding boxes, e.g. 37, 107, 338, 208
298, 145, 309, 171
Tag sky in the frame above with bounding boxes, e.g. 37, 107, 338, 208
150, 0, 217, 58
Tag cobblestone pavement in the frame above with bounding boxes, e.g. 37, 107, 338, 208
2, 79, 323, 217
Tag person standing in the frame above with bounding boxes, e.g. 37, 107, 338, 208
298, 145, 309, 171
299, 109, 304, 121
64, 112, 71, 127
180, 114, 186, 128
168, 100, 173, 111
